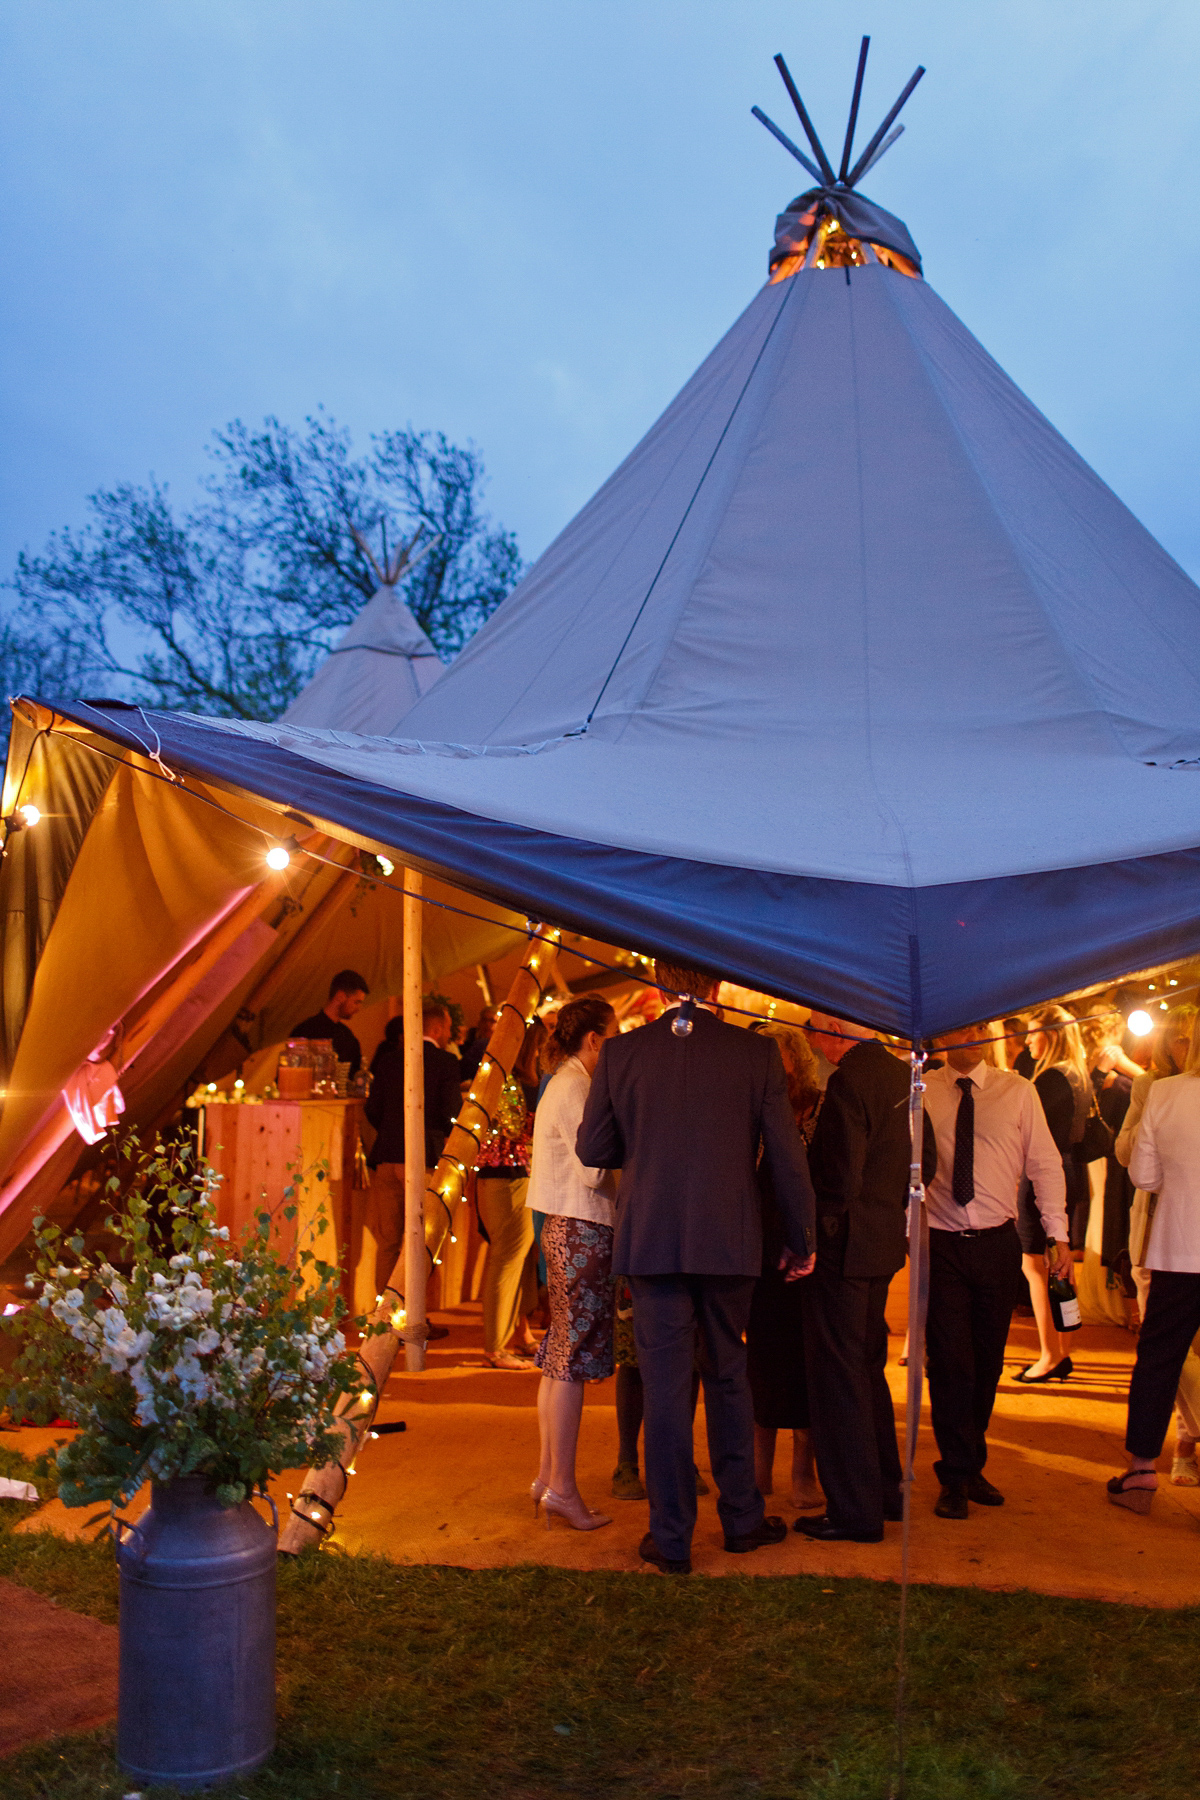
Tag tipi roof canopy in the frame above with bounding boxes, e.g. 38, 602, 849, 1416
752, 38, 925, 273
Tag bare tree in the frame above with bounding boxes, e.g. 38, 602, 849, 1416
6, 412, 522, 731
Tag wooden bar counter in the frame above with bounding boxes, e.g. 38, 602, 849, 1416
200, 1098, 368, 1311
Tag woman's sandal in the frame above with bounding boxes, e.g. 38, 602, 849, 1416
1106, 1470, 1156, 1514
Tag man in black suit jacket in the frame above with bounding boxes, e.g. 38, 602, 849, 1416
365, 1001, 463, 1294
797, 1013, 935, 1543
577, 962, 816, 1574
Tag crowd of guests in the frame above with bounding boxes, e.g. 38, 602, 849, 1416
298, 961, 1200, 1566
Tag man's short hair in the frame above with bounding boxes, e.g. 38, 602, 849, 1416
653, 959, 720, 1002
422, 999, 451, 1028
329, 968, 369, 1000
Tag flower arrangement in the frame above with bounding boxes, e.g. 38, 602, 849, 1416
3, 1137, 363, 1512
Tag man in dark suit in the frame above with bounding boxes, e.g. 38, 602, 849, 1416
365, 1000, 463, 1296
577, 961, 816, 1574
797, 1013, 935, 1543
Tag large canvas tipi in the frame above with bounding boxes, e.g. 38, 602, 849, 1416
21, 46, 1200, 1038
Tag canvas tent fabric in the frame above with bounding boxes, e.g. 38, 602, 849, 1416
283, 581, 444, 735
13, 205, 1200, 1047
0, 704, 527, 1257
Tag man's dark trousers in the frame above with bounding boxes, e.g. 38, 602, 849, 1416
802, 1221, 901, 1534
630, 1274, 763, 1562
926, 1222, 1021, 1484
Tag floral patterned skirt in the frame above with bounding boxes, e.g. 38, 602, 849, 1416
535, 1215, 614, 1382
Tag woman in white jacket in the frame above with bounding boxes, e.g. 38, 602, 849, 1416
1114, 1004, 1200, 1486
1108, 1010, 1200, 1512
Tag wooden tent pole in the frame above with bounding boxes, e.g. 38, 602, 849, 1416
402, 871, 427, 1373
277, 923, 560, 1555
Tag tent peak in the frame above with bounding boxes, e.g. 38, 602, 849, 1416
753, 37, 925, 278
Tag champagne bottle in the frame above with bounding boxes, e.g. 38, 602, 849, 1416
1047, 1267, 1082, 1332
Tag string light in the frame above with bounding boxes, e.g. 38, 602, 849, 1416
1127, 1010, 1154, 1036
376, 854, 395, 877
266, 844, 291, 871
17, 803, 40, 827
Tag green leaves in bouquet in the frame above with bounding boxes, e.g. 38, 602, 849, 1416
2, 1134, 364, 1517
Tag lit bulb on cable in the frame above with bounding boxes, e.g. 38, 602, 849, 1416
1127, 1009, 1154, 1037
266, 844, 291, 871
376, 854, 395, 877
17, 803, 40, 828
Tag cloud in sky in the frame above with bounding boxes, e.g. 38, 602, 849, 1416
2, 0, 1198, 588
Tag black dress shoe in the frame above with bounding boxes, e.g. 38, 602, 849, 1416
935, 1483, 968, 1519
883, 1496, 904, 1523
794, 1514, 884, 1543
639, 1531, 691, 1575
723, 1515, 787, 1553
965, 1473, 1004, 1506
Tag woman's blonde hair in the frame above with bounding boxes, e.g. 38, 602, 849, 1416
1030, 1004, 1089, 1084
754, 1022, 821, 1122
1160, 1004, 1200, 1078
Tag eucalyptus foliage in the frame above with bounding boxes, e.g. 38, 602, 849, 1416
2, 1138, 363, 1511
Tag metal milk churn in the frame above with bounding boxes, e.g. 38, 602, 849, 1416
116, 1476, 277, 1789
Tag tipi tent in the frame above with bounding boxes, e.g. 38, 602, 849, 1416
284, 529, 444, 733
9, 43, 1200, 1090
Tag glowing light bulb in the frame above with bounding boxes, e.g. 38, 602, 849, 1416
207, 1082, 217, 1093
234, 1078, 244, 1090
376, 854, 395, 877
1127, 1010, 1154, 1037
266, 844, 290, 871
359, 1389, 372, 1405
450, 1235, 457, 1244
17, 803, 40, 827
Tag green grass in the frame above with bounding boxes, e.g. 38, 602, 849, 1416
0, 1440, 1196, 1799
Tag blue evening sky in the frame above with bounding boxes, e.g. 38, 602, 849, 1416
2, 0, 1198, 595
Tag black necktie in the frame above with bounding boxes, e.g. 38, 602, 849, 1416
952, 1076, 975, 1207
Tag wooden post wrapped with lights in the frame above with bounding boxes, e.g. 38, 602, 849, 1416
277, 922, 561, 1555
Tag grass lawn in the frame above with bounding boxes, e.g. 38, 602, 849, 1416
1, 1443, 1196, 1800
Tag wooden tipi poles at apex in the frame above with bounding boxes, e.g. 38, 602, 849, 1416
278, 924, 561, 1556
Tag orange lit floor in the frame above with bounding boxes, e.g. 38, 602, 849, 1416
16, 1289, 1200, 1607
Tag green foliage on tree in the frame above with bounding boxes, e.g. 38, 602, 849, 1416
4, 413, 522, 729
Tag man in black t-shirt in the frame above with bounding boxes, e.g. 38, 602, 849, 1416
290, 968, 369, 1077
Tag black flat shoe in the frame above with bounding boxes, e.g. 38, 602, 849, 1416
794, 1514, 883, 1543
1014, 1356, 1073, 1384
639, 1532, 691, 1574
965, 1473, 1004, 1506
883, 1495, 904, 1523
935, 1483, 968, 1520
724, 1515, 787, 1553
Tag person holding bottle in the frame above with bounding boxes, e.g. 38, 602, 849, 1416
1013, 1005, 1091, 1383
527, 997, 620, 1532
923, 1024, 1071, 1520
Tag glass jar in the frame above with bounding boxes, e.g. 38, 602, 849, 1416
307, 1039, 337, 1096
277, 1040, 314, 1100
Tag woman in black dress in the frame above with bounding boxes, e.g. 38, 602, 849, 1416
1015, 1005, 1090, 1382
746, 1022, 824, 1509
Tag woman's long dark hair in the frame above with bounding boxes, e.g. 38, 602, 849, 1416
543, 996, 616, 1071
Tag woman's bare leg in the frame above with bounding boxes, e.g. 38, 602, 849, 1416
1022, 1253, 1063, 1377
791, 1428, 823, 1508
545, 1375, 586, 1498
754, 1424, 776, 1496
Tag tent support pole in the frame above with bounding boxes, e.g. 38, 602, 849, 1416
277, 926, 560, 1555
891, 1045, 929, 1800
403, 870, 427, 1372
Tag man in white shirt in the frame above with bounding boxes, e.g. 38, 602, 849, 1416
923, 1025, 1073, 1519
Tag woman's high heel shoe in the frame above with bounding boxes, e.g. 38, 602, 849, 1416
1014, 1356, 1073, 1384
541, 1487, 612, 1532
1107, 1470, 1156, 1514
531, 1477, 548, 1515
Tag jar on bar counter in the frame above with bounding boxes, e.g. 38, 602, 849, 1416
277, 1040, 314, 1100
